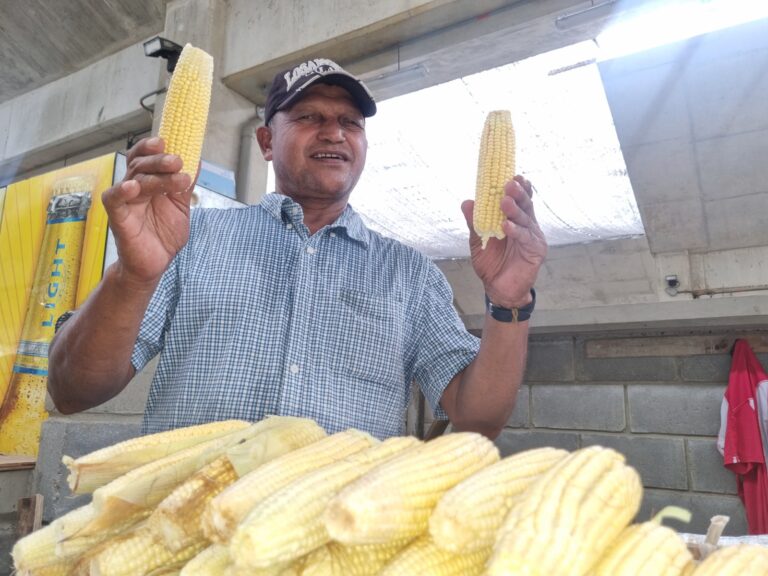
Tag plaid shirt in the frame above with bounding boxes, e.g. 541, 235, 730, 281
132, 193, 480, 438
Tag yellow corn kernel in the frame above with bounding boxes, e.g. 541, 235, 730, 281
63, 419, 250, 494
591, 521, 694, 576
151, 416, 326, 552
158, 43, 213, 177
472, 110, 515, 249
296, 539, 411, 576
91, 417, 302, 529
12, 521, 58, 572
429, 446, 568, 553
179, 544, 231, 575
230, 436, 420, 570
56, 503, 151, 556
324, 432, 500, 545
486, 445, 643, 576
85, 524, 206, 576
203, 429, 376, 545
14, 556, 77, 576
379, 534, 488, 576
692, 543, 768, 575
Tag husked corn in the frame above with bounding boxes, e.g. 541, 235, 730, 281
324, 432, 499, 545
487, 445, 643, 576
158, 43, 214, 177
429, 446, 568, 553
473, 110, 515, 249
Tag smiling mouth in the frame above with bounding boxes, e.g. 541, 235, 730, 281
311, 152, 346, 161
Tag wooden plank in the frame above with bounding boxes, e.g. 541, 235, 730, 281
0, 455, 36, 471
16, 494, 43, 537
586, 333, 768, 359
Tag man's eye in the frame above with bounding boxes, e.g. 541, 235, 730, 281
342, 117, 364, 129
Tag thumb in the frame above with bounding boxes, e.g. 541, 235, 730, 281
461, 199, 474, 230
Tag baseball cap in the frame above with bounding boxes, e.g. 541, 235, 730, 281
264, 58, 377, 125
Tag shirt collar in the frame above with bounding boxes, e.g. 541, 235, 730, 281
259, 192, 371, 248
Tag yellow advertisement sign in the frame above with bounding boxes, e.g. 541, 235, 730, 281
0, 154, 115, 455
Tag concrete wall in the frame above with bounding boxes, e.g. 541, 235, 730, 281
496, 331, 755, 535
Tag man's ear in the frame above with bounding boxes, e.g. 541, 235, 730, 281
256, 125, 273, 161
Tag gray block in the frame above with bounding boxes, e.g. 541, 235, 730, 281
505, 385, 529, 428
532, 385, 625, 432
705, 193, 768, 252
525, 338, 575, 382
638, 199, 709, 253
495, 429, 580, 457
628, 384, 726, 435
576, 351, 678, 383
638, 489, 747, 536
687, 438, 738, 495
581, 434, 687, 490
34, 417, 141, 521
680, 355, 731, 383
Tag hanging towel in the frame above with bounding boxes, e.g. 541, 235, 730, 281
717, 339, 768, 534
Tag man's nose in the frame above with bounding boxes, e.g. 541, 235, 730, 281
318, 120, 345, 142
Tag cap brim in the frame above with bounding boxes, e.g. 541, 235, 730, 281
277, 71, 377, 118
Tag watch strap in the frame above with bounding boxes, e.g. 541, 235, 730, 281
485, 288, 536, 323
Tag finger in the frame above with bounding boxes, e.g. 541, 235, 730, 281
134, 172, 192, 197
514, 174, 533, 198
125, 136, 165, 165
127, 151, 184, 181
504, 179, 541, 225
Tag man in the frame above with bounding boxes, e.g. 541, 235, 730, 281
48, 58, 546, 439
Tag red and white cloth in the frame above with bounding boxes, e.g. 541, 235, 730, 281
717, 339, 768, 534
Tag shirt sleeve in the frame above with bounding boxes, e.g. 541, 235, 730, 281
130, 255, 182, 372
411, 262, 480, 420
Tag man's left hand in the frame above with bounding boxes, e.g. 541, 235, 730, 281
461, 175, 547, 309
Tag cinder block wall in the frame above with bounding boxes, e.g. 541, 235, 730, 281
496, 331, 758, 535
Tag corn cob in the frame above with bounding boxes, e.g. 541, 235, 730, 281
149, 417, 326, 551
296, 539, 412, 576
692, 543, 768, 575
15, 556, 77, 576
63, 419, 249, 494
487, 445, 643, 576
179, 544, 231, 575
12, 520, 59, 573
590, 520, 694, 575
379, 534, 489, 576
158, 43, 213, 177
230, 436, 420, 570
203, 429, 376, 544
473, 110, 515, 249
324, 432, 500, 545
429, 446, 568, 553
84, 523, 207, 576
91, 416, 299, 528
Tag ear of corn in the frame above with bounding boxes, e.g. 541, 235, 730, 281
62, 419, 250, 494
379, 535, 489, 576
84, 524, 207, 576
692, 543, 768, 575
591, 521, 694, 576
158, 43, 214, 177
324, 432, 500, 545
91, 416, 302, 528
149, 417, 326, 551
429, 446, 568, 553
179, 544, 231, 576
229, 436, 420, 570
203, 429, 376, 545
296, 539, 412, 576
472, 110, 515, 249
486, 446, 643, 576
12, 519, 58, 572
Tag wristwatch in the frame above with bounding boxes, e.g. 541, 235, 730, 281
485, 289, 536, 323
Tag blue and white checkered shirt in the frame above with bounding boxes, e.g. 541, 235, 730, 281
131, 193, 480, 438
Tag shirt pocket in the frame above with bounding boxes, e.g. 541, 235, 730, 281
317, 287, 406, 386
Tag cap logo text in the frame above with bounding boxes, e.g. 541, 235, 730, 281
283, 58, 343, 90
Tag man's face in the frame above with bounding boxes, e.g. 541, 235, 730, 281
259, 83, 368, 205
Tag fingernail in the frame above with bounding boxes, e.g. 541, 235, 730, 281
148, 137, 161, 146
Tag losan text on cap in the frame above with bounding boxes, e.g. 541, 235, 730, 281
283, 58, 344, 91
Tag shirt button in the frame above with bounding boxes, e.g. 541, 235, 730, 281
329, 231, 337, 238
289, 364, 300, 374
306, 246, 316, 255
286, 223, 293, 230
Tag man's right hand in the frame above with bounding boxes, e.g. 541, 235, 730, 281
102, 136, 195, 285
